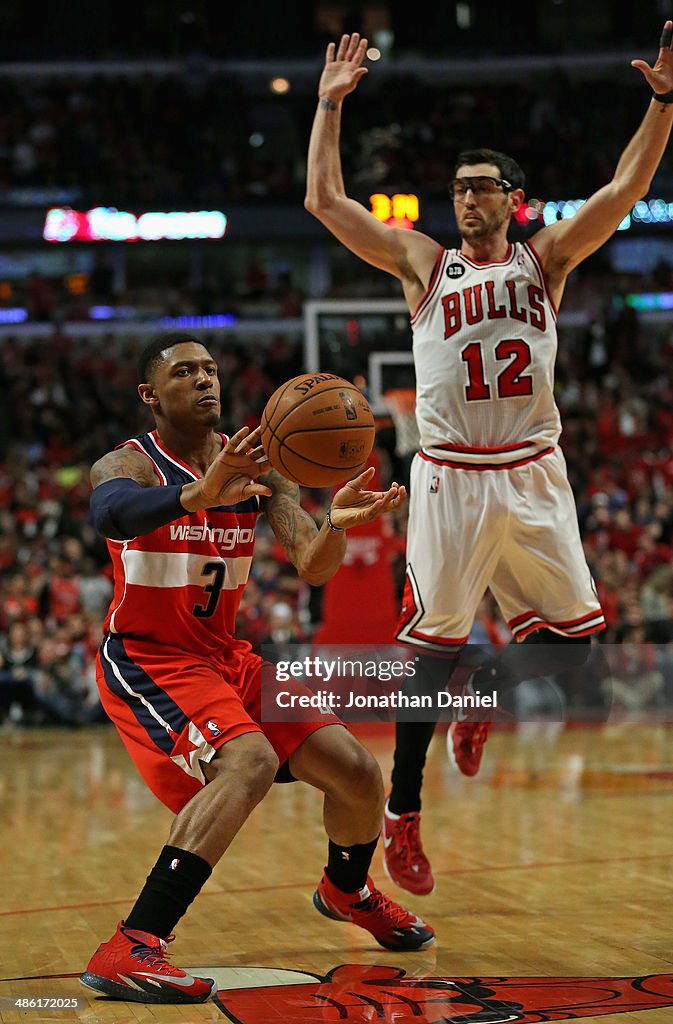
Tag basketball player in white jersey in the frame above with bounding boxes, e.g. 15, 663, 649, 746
306, 25, 673, 895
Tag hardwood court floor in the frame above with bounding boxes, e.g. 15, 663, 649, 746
1, 721, 672, 1023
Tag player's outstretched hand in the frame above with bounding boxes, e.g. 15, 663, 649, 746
329, 466, 406, 529
632, 20, 673, 96
183, 426, 272, 511
319, 33, 369, 103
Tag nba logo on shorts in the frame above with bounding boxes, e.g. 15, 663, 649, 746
430, 475, 440, 493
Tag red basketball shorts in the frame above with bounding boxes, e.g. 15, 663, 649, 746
96, 633, 340, 813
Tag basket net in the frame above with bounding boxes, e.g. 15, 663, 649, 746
384, 387, 419, 456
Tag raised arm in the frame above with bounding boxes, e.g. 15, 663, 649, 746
304, 33, 441, 311
260, 466, 405, 586
533, 21, 673, 298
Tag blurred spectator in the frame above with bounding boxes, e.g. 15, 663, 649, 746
77, 556, 113, 618
42, 556, 81, 623
33, 634, 91, 726
262, 601, 305, 644
601, 625, 666, 714
0, 620, 39, 724
0, 572, 39, 629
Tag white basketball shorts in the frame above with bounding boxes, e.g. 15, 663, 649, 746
396, 446, 605, 651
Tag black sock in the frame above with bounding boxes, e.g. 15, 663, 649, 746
388, 719, 437, 814
124, 845, 212, 939
388, 651, 459, 814
326, 838, 379, 893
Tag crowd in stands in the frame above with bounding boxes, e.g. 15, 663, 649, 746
2, 284, 673, 726
2, 50, 673, 725
0, 65, 668, 210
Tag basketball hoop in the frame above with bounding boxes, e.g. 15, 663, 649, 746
384, 387, 419, 456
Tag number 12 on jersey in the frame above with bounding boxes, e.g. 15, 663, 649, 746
461, 339, 533, 401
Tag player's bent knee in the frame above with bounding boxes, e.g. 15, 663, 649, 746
205, 732, 279, 796
337, 741, 384, 803
291, 728, 384, 804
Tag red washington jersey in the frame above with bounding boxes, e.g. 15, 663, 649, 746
101, 430, 258, 658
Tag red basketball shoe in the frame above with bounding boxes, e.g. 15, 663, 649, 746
382, 800, 435, 895
80, 921, 216, 1003
447, 720, 491, 777
313, 872, 435, 951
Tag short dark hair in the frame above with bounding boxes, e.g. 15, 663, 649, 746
454, 148, 525, 192
137, 332, 203, 383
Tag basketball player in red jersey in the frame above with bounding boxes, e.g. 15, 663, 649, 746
79, 334, 436, 1005
306, 26, 673, 895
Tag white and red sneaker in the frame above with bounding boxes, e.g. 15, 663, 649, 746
382, 801, 435, 895
313, 872, 435, 951
447, 720, 491, 777
80, 921, 216, 1003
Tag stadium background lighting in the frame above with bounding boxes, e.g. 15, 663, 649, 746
270, 77, 291, 94
43, 207, 228, 242
160, 314, 238, 328
514, 196, 673, 232
624, 292, 673, 311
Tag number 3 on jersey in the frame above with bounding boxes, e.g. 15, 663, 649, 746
461, 339, 533, 401
193, 560, 226, 617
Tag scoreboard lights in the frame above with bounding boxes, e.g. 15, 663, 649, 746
369, 193, 419, 229
43, 207, 228, 242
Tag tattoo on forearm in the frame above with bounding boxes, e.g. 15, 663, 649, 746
266, 497, 300, 554
320, 98, 336, 111
261, 470, 318, 561
266, 497, 319, 560
260, 469, 300, 505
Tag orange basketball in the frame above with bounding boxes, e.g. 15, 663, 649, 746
261, 373, 375, 487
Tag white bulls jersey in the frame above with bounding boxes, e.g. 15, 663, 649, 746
411, 242, 561, 463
